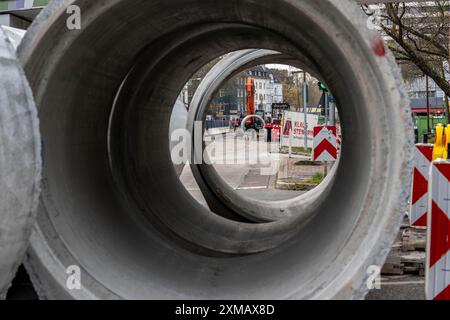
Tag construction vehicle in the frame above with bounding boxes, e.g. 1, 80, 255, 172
244, 76, 264, 131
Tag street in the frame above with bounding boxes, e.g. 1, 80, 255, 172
179, 130, 306, 208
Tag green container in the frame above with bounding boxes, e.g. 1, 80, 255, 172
415, 115, 447, 143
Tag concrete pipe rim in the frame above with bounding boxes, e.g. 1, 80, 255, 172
0, 28, 41, 298
19, 0, 412, 300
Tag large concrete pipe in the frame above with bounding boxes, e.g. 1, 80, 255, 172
0, 28, 41, 298
19, 0, 412, 299
1, 26, 26, 50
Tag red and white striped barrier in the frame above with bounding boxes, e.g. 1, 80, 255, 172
410, 144, 434, 227
337, 136, 342, 155
426, 160, 450, 300
272, 125, 281, 141
313, 126, 337, 162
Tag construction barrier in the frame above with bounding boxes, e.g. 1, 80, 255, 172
444, 125, 450, 160
410, 144, 434, 227
312, 126, 337, 162
280, 111, 319, 149
433, 124, 446, 161
426, 160, 450, 300
337, 136, 342, 155
272, 125, 281, 141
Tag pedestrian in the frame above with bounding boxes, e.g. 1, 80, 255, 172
265, 117, 273, 143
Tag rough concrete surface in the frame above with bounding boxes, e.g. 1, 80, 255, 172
0, 27, 40, 298
16, 0, 412, 299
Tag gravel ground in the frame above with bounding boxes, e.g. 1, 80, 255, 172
366, 275, 425, 300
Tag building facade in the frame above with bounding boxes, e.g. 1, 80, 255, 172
235, 65, 284, 115
0, 0, 47, 28
367, 3, 449, 113
405, 68, 449, 113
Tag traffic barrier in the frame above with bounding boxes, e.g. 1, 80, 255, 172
312, 126, 337, 162
272, 125, 281, 141
443, 125, 450, 160
433, 124, 445, 161
337, 136, 342, 155
426, 160, 450, 300
410, 144, 434, 227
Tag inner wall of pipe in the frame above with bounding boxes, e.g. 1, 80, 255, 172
23, 0, 394, 299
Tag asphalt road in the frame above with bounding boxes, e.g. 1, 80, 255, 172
180, 132, 305, 207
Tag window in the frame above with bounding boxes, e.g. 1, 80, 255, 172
259, 83, 262, 90
412, 91, 437, 98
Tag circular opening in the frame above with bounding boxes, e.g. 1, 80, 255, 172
173, 57, 342, 224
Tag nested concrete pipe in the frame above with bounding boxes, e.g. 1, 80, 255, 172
19, 0, 412, 299
185, 49, 334, 222
0, 28, 41, 298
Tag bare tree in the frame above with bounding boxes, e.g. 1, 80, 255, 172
363, 2, 449, 99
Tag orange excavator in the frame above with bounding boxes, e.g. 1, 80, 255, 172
245, 76, 262, 131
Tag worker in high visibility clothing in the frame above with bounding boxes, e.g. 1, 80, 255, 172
433, 123, 446, 160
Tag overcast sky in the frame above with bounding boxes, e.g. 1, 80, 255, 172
265, 64, 301, 72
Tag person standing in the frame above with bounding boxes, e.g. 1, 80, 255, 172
265, 117, 273, 143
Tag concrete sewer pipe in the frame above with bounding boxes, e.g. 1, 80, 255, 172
0, 28, 41, 298
15, 0, 413, 299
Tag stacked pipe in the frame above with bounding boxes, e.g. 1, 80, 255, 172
0, 0, 413, 299
0, 27, 41, 298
